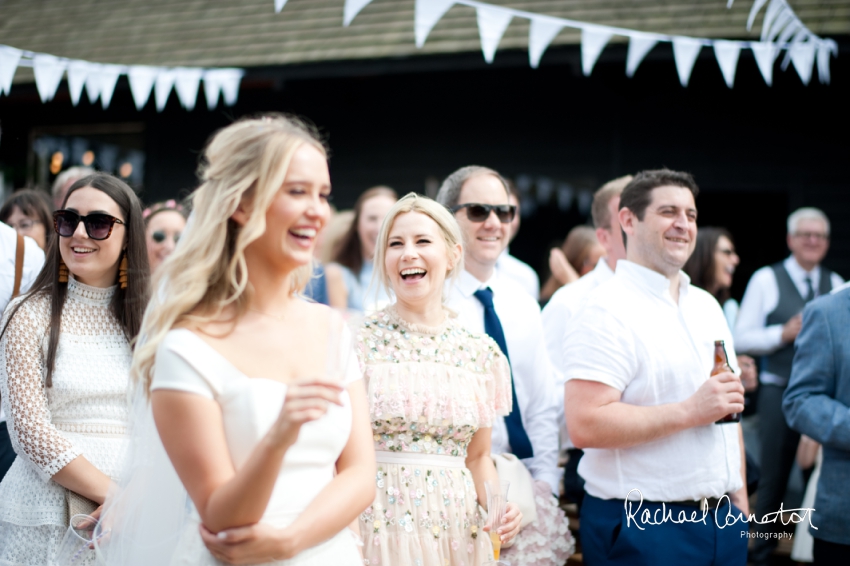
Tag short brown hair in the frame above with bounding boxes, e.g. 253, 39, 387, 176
591, 175, 632, 230
619, 169, 699, 220
435, 166, 509, 210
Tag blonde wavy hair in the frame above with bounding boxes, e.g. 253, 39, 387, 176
372, 192, 463, 303
132, 114, 327, 392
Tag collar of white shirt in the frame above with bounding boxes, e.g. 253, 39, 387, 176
614, 260, 692, 305
783, 255, 821, 290
456, 268, 493, 299
591, 256, 615, 281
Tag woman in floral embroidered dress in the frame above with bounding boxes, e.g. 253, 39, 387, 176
355, 193, 522, 566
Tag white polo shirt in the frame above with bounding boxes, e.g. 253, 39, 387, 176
447, 269, 560, 495
563, 261, 743, 502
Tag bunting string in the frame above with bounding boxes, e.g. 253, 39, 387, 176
0, 45, 244, 111
286, 0, 838, 88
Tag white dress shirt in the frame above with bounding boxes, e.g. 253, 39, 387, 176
563, 261, 743, 502
495, 249, 540, 300
542, 258, 614, 450
1, 222, 45, 423
447, 269, 560, 495
735, 256, 844, 386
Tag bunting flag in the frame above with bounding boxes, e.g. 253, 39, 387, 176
475, 4, 513, 64
0, 43, 244, 111
33, 54, 67, 102
277, 0, 837, 88
713, 41, 742, 88
96, 64, 123, 109
528, 17, 563, 69
0, 46, 22, 96
626, 34, 657, 78
750, 42, 775, 85
344, 0, 375, 26
173, 67, 204, 111
789, 41, 816, 85
414, 0, 455, 48
581, 26, 613, 76
154, 69, 177, 111
672, 37, 703, 87
66, 60, 89, 106
128, 66, 159, 110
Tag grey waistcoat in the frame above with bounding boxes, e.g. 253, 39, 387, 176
764, 262, 832, 381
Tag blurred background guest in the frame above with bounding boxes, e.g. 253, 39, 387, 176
143, 200, 187, 275
1, 189, 54, 251
495, 184, 540, 300
540, 225, 605, 303
302, 207, 350, 308
332, 186, 397, 312
683, 227, 758, 392
50, 166, 95, 210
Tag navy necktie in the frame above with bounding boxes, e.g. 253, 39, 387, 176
473, 287, 534, 459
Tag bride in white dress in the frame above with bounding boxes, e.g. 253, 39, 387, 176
100, 115, 375, 566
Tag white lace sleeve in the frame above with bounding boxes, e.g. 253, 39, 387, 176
0, 295, 81, 482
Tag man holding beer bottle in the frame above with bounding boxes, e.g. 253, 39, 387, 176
562, 169, 748, 565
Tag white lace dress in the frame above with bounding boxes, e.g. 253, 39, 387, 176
355, 306, 512, 566
0, 279, 131, 566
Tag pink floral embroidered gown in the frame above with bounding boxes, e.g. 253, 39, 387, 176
355, 306, 512, 566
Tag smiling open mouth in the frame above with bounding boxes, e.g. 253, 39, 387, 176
400, 268, 426, 281
289, 228, 317, 241
72, 247, 96, 254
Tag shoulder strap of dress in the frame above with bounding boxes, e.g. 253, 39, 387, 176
12, 233, 24, 299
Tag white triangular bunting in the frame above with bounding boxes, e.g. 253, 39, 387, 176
751, 42, 776, 86
775, 19, 801, 47
761, 0, 786, 42
626, 33, 658, 77
203, 68, 244, 109
780, 27, 809, 71
219, 69, 243, 106
97, 64, 123, 109
85, 63, 101, 103
66, 60, 89, 106
672, 37, 702, 87
154, 69, 176, 111
581, 25, 614, 76
712, 40, 742, 88
274, 0, 288, 13
766, 9, 794, 43
475, 5, 513, 64
128, 66, 158, 110
528, 17, 563, 69
415, 0, 455, 48
746, 0, 768, 31
0, 46, 22, 96
173, 67, 203, 111
33, 54, 68, 103
789, 41, 816, 85
343, 0, 374, 26
816, 40, 836, 85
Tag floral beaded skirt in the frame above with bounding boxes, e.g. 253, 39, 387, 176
359, 452, 494, 566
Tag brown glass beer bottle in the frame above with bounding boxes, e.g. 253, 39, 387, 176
712, 340, 741, 424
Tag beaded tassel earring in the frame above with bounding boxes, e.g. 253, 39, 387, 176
118, 254, 128, 289
58, 258, 69, 283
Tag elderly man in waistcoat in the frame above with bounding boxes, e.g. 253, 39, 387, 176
735, 207, 844, 565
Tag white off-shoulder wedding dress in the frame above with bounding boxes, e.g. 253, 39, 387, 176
101, 328, 363, 566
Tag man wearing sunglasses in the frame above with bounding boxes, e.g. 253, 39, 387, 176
438, 166, 567, 561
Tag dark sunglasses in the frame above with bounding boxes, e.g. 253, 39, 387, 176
53, 210, 125, 241
450, 203, 517, 224
151, 230, 180, 244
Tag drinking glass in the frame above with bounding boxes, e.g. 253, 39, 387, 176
55, 514, 104, 565
483, 480, 511, 566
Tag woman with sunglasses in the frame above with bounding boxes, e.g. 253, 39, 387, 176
143, 199, 188, 274
0, 173, 149, 566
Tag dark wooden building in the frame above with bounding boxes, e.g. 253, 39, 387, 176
1, 0, 848, 296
